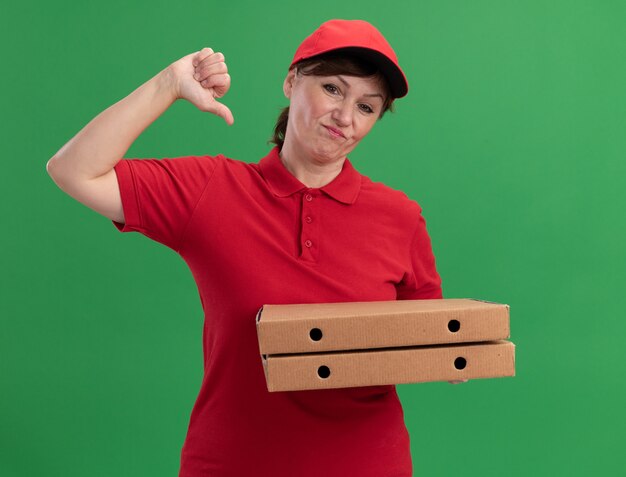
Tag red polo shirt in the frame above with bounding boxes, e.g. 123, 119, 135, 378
112, 146, 442, 477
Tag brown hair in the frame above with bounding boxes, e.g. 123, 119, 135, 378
270, 52, 395, 149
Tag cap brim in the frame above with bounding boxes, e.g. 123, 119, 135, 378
320, 46, 408, 99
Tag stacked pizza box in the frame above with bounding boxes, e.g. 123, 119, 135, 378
256, 299, 515, 392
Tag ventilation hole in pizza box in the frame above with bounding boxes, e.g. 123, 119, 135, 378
317, 365, 331, 379
454, 357, 467, 370
448, 319, 461, 332
310, 328, 323, 341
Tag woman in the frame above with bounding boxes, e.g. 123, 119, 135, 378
48, 19, 443, 477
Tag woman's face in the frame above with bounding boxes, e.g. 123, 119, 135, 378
282, 68, 386, 165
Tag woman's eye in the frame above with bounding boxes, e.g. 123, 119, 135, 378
359, 104, 374, 114
323, 84, 339, 94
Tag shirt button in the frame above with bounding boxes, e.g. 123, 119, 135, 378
305, 216, 312, 223
305, 194, 313, 202
304, 240, 313, 248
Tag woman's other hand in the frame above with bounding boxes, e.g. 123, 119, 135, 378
168, 48, 234, 125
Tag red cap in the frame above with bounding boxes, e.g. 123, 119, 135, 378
290, 19, 408, 99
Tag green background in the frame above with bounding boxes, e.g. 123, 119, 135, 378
2, 1, 625, 475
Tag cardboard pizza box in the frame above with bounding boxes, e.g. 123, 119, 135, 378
256, 298, 510, 354
261, 340, 515, 392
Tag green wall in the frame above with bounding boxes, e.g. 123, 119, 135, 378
2, 1, 625, 475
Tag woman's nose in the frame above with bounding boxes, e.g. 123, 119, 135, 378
331, 101, 352, 127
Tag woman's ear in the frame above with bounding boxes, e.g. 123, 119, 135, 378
283, 69, 297, 99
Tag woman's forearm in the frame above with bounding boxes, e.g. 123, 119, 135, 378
47, 67, 178, 181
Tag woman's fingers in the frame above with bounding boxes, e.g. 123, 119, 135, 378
192, 47, 214, 67
212, 101, 234, 125
194, 60, 228, 84
193, 50, 227, 80
218, 104, 234, 125
174, 47, 234, 124
199, 73, 230, 94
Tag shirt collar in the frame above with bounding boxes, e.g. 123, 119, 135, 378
259, 146, 362, 205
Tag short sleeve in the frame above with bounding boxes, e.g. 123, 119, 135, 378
395, 210, 443, 300
112, 154, 221, 252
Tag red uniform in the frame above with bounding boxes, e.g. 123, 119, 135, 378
112, 146, 442, 477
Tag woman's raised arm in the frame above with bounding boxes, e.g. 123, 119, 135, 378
46, 48, 233, 224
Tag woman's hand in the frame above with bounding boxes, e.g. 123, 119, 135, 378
168, 48, 234, 125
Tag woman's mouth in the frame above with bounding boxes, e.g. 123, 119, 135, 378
324, 125, 345, 139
